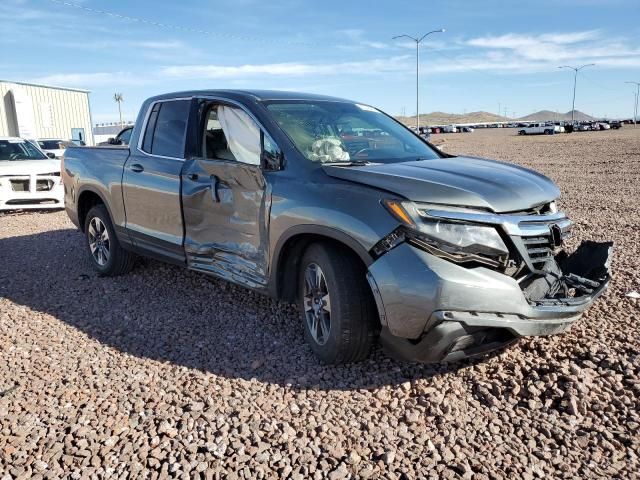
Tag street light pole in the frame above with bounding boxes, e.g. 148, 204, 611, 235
393, 29, 445, 131
625, 81, 640, 127
559, 64, 595, 125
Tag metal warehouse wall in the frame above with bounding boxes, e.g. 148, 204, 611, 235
0, 81, 94, 145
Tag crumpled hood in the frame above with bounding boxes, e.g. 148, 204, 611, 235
0, 159, 61, 176
322, 156, 560, 213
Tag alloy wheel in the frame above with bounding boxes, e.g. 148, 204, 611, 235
88, 217, 110, 266
303, 263, 331, 345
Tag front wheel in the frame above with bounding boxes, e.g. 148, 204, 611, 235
298, 243, 377, 364
84, 205, 136, 276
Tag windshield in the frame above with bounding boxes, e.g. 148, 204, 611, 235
0, 140, 48, 161
38, 140, 64, 150
265, 101, 440, 164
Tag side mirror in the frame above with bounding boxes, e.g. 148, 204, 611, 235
108, 137, 117, 145
46, 152, 56, 159
261, 132, 284, 171
261, 149, 284, 171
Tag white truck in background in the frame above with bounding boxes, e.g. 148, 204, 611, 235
518, 123, 563, 135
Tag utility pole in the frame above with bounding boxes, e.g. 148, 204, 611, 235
498, 102, 501, 118
625, 81, 640, 127
559, 64, 595, 125
114, 93, 124, 128
392, 29, 446, 130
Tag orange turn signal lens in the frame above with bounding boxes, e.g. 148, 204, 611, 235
384, 200, 415, 226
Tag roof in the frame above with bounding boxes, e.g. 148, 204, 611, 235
147, 89, 356, 104
0, 136, 24, 141
0, 79, 90, 94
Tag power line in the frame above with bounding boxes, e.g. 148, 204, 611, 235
428, 49, 506, 79
579, 71, 619, 93
46, 0, 318, 46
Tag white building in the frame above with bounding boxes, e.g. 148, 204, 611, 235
0, 80, 94, 146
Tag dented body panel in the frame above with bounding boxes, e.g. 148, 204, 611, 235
62, 89, 613, 364
181, 157, 271, 288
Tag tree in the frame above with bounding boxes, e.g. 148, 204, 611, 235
114, 93, 124, 127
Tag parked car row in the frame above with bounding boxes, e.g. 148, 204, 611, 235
412, 125, 474, 134
573, 122, 612, 132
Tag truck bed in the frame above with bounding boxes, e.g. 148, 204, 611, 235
63, 146, 131, 230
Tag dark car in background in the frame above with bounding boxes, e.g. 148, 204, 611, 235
98, 126, 133, 146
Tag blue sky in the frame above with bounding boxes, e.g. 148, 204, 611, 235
2, 0, 639, 123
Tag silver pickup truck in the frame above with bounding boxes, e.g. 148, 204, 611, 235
62, 90, 612, 364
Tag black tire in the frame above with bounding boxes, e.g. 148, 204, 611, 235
84, 204, 136, 276
298, 243, 377, 364
544, 129, 553, 135
519, 130, 526, 135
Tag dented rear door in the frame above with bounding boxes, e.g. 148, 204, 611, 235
181, 157, 270, 289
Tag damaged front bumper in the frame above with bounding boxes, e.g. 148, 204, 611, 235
367, 239, 612, 363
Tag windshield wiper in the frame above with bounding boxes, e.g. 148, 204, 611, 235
323, 160, 370, 166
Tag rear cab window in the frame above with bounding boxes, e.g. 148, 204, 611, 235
140, 100, 190, 158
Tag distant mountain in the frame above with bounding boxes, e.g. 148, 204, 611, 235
394, 109, 597, 126
518, 110, 595, 122
396, 111, 510, 126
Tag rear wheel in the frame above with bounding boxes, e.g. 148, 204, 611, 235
519, 130, 526, 135
298, 243, 377, 364
85, 205, 136, 276
544, 129, 553, 135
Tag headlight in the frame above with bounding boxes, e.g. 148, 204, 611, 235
383, 199, 509, 259
418, 220, 508, 257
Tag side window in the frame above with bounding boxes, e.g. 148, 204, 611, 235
203, 107, 236, 161
202, 104, 261, 165
142, 104, 160, 153
141, 100, 189, 158
151, 100, 190, 158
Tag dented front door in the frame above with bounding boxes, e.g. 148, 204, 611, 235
181, 158, 270, 289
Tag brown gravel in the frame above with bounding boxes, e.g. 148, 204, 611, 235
1, 128, 639, 479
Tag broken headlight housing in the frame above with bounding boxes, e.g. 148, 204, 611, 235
382, 200, 509, 267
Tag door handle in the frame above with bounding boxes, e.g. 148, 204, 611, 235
187, 173, 199, 181
130, 163, 144, 173
211, 175, 219, 202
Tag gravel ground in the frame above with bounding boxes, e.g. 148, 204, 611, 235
1, 128, 639, 479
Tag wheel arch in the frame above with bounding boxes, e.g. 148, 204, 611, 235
76, 187, 112, 232
270, 225, 374, 302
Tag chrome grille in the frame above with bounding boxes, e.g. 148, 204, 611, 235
419, 206, 573, 271
522, 235, 553, 268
